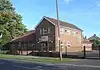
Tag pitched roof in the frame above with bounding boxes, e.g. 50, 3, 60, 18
44, 16, 82, 31
88, 34, 100, 41
10, 30, 35, 42
83, 38, 92, 44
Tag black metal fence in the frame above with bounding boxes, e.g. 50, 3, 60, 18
83, 46, 100, 59
31, 46, 100, 60
8, 42, 100, 60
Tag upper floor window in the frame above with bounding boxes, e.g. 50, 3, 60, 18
48, 28, 50, 33
64, 28, 70, 35
73, 30, 80, 36
40, 28, 50, 35
67, 30, 70, 35
43, 28, 48, 34
65, 29, 68, 32
60, 28, 64, 34
73, 31, 76, 36
76, 31, 79, 34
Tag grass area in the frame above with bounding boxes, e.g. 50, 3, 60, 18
0, 54, 73, 63
0, 50, 8, 54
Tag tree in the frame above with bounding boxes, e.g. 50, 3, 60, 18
0, 0, 27, 46
92, 39, 100, 49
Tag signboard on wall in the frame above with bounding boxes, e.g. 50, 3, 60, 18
40, 36, 48, 41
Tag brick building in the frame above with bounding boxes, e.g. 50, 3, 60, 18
10, 16, 87, 54
10, 30, 36, 55
35, 16, 83, 53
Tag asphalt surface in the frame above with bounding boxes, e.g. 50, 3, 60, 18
0, 59, 100, 70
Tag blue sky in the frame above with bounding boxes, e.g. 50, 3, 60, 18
11, 0, 100, 38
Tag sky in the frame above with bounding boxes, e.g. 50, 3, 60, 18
11, 0, 100, 38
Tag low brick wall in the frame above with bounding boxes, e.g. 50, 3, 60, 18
17, 51, 32, 55
30, 52, 82, 58
30, 52, 60, 57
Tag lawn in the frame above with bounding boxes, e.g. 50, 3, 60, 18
0, 54, 73, 63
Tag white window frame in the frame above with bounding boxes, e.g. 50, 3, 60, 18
60, 28, 64, 34
73, 31, 76, 36
48, 28, 50, 33
67, 30, 70, 35
43, 28, 48, 35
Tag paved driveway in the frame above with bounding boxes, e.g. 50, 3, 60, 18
0, 59, 100, 70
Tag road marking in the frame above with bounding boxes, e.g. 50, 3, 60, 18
60, 64, 100, 68
13, 65, 43, 70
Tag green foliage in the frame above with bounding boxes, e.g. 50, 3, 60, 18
92, 39, 100, 47
0, 0, 28, 46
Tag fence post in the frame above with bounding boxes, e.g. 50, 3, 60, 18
99, 46, 100, 60
18, 42, 20, 55
84, 46, 86, 58
26, 41, 28, 55
3, 46, 4, 54
21, 42, 22, 55
66, 46, 67, 57
32, 44, 34, 56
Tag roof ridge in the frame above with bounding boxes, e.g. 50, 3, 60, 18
44, 16, 82, 31
45, 16, 68, 23
11, 30, 35, 42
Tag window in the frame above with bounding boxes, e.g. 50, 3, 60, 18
67, 30, 70, 35
48, 28, 50, 33
65, 29, 67, 32
60, 28, 64, 34
73, 31, 76, 36
43, 28, 48, 34
76, 31, 79, 34
40, 28, 50, 35
73, 31, 79, 36
43, 28, 50, 35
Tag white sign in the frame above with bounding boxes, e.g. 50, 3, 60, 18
40, 36, 48, 41
66, 41, 71, 47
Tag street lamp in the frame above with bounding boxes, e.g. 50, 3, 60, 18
56, 0, 62, 61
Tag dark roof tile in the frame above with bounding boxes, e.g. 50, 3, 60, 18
45, 16, 82, 31
11, 30, 35, 42
88, 34, 100, 41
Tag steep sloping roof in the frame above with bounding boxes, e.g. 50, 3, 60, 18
83, 38, 92, 44
88, 34, 100, 41
82, 35, 92, 44
11, 30, 35, 42
44, 16, 82, 31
